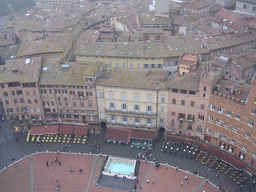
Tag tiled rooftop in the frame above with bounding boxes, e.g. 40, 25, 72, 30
75, 35, 209, 58
17, 32, 74, 57
0, 57, 42, 84
167, 70, 201, 91
97, 68, 169, 90
40, 59, 102, 85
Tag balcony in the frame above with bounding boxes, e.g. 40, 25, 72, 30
177, 113, 195, 123
105, 108, 157, 117
105, 120, 157, 129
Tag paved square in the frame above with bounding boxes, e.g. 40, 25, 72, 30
0, 152, 219, 192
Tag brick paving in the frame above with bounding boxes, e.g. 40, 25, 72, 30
0, 156, 31, 192
0, 152, 219, 192
33, 153, 95, 192
138, 162, 217, 192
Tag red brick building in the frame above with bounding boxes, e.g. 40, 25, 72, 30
0, 58, 44, 127
39, 59, 104, 131
205, 75, 256, 171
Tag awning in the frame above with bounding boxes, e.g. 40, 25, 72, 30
199, 143, 245, 170
30, 125, 47, 135
45, 124, 59, 134
59, 124, 74, 135
131, 129, 156, 140
219, 182, 235, 192
105, 127, 131, 142
184, 137, 193, 144
192, 139, 202, 147
73, 125, 89, 136
167, 135, 184, 143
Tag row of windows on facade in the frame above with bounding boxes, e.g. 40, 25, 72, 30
197, 127, 238, 147
208, 115, 254, 129
218, 141, 247, 161
206, 126, 251, 140
86, 55, 164, 61
210, 45, 251, 57
171, 88, 197, 95
30, 53, 59, 58
108, 115, 164, 125
3, 90, 38, 97
43, 101, 92, 108
177, 113, 196, 121
46, 109, 94, 114
7, 107, 40, 113
41, 89, 93, 96
96, 59, 179, 68
9, 114, 43, 120
40, 84, 92, 89
209, 104, 255, 125
172, 98, 205, 109
101, 92, 166, 103
5, 98, 39, 105
98, 89, 197, 101
202, 134, 249, 160
107, 103, 164, 112
243, 4, 256, 11
0, 82, 36, 89
46, 113, 94, 120
108, 62, 164, 69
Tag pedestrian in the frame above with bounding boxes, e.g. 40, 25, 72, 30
216, 174, 218, 178
12, 158, 15, 162
56, 186, 59, 191
185, 176, 188, 181
56, 180, 60, 188
130, 150, 132, 154
70, 167, 74, 172
152, 180, 154, 184
206, 173, 208, 177
240, 184, 242, 191
46, 161, 49, 167
79, 169, 83, 173
181, 182, 183, 186
15, 138, 18, 142
139, 186, 142, 190
55, 157, 58, 163
146, 179, 149, 183
58, 161, 61, 166
186, 180, 189, 184
208, 168, 211, 171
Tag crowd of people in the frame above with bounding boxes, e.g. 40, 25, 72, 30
92, 141, 100, 152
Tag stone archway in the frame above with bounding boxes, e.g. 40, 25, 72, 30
100, 122, 107, 133
157, 127, 166, 141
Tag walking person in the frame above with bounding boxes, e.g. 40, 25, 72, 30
56, 180, 60, 188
